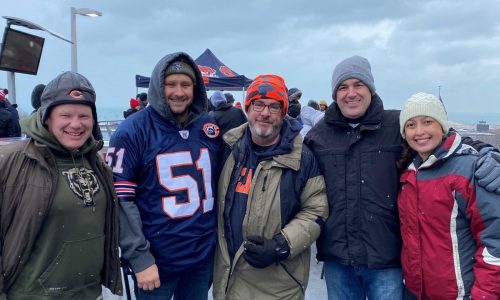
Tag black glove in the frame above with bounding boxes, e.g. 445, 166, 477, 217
243, 234, 290, 269
462, 136, 494, 153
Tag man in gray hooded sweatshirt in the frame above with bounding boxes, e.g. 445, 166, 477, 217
109, 52, 221, 300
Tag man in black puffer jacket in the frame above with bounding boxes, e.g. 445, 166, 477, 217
209, 91, 247, 136
305, 55, 500, 300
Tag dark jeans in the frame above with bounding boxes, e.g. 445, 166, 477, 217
134, 256, 214, 300
324, 259, 403, 300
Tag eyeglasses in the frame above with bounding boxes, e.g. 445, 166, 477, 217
251, 101, 282, 114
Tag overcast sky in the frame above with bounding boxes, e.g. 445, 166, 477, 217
2, 0, 500, 119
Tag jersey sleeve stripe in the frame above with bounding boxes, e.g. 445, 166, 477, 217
114, 181, 137, 198
114, 181, 138, 187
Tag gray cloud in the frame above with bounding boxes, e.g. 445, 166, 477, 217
1, 0, 499, 122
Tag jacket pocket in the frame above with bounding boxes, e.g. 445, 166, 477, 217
38, 235, 104, 295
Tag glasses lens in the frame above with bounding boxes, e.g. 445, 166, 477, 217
269, 105, 281, 114
252, 101, 281, 113
253, 102, 265, 112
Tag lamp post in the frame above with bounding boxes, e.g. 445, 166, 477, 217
70, 7, 102, 73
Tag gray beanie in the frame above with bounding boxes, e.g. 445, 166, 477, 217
210, 91, 227, 108
40, 71, 97, 125
164, 60, 196, 85
399, 92, 449, 137
331, 55, 376, 100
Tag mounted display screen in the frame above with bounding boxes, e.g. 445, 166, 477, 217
0, 27, 44, 75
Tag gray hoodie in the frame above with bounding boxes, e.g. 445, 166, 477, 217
148, 52, 208, 128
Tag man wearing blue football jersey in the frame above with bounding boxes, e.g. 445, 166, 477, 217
108, 52, 220, 300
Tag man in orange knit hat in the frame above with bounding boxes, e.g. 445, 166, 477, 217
213, 74, 328, 300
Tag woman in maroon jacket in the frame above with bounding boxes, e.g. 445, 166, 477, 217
397, 92, 500, 300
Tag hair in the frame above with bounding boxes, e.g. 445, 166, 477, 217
396, 141, 417, 171
307, 100, 320, 111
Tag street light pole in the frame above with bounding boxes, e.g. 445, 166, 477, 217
71, 7, 77, 72
70, 7, 102, 73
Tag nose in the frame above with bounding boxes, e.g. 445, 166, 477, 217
172, 84, 183, 96
346, 86, 357, 97
414, 123, 424, 135
69, 116, 82, 128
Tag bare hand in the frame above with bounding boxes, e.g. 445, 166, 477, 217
135, 264, 161, 291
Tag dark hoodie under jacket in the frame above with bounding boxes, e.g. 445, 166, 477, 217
0, 110, 122, 297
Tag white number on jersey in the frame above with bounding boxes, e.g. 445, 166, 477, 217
156, 148, 214, 219
105, 147, 125, 173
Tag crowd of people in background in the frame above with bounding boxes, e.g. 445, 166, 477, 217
1, 52, 500, 300
0, 88, 21, 138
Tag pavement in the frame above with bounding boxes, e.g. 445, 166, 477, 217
102, 245, 327, 299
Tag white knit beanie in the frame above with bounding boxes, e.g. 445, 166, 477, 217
399, 92, 449, 136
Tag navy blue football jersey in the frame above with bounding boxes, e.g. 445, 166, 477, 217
107, 106, 221, 278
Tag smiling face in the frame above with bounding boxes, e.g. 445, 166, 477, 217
335, 78, 372, 119
247, 98, 284, 146
164, 73, 194, 124
46, 104, 94, 151
404, 115, 446, 161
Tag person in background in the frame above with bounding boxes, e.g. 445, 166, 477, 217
300, 105, 324, 138
307, 99, 320, 111
235, 102, 243, 109
137, 92, 148, 108
397, 92, 500, 299
123, 97, 141, 119
30, 84, 46, 115
209, 91, 247, 136
0, 88, 21, 138
287, 87, 303, 123
0, 71, 122, 299
305, 55, 500, 300
224, 92, 236, 106
109, 52, 220, 300
319, 100, 328, 112
213, 74, 328, 300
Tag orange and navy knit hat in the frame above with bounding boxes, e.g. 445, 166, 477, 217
245, 74, 288, 115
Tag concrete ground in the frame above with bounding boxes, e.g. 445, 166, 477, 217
103, 245, 327, 300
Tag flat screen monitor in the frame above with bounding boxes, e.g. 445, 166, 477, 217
0, 27, 45, 75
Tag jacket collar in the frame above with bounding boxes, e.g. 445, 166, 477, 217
408, 131, 469, 171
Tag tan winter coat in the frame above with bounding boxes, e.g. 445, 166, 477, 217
213, 123, 328, 300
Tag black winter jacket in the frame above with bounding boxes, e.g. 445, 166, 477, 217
304, 94, 403, 268
0, 101, 21, 138
209, 103, 247, 136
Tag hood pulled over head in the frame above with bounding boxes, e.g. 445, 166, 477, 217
147, 52, 208, 122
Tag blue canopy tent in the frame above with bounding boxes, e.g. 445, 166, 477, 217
135, 49, 252, 92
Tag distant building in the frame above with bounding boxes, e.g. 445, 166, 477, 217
477, 121, 490, 132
